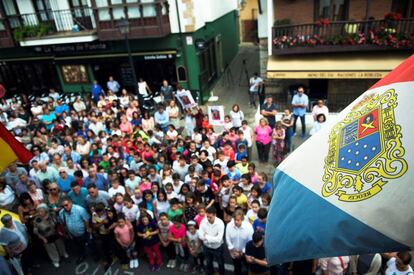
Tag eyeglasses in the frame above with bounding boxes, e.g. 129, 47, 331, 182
59, 171, 66, 174
62, 204, 70, 207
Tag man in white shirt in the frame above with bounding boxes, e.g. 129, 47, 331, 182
198, 206, 225, 275
107, 76, 120, 94
249, 72, 263, 108
226, 210, 253, 275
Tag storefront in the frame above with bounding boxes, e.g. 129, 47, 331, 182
266, 52, 411, 112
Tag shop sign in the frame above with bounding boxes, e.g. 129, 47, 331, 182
142, 54, 174, 60
32, 43, 109, 54
267, 71, 389, 79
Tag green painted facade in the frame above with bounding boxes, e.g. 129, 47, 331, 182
0, 10, 239, 104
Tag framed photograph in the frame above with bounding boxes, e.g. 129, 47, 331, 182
208, 105, 225, 126
61, 65, 89, 83
176, 89, 197, 109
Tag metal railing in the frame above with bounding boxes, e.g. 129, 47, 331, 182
272, 18, 414, 51
8, 7, 95, 35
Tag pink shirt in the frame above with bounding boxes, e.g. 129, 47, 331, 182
114, 224, 133, 246
120, 121, 133, 133
169, 224, 186, 239
255, 125, 272, 145
139, 182, 152, 192
194, 214, 205, 227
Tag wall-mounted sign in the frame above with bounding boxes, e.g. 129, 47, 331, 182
32, 42, 109, 54
142, 54, 175, 60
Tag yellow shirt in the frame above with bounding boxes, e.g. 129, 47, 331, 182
236, 193, 248, 207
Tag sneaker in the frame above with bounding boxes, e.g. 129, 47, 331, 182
170, 260, 176, 269
150, 264, 155, 271
62, 253, 69, 259
154, 264, 161, 272
191, 265, 198, 273
134, 259, 139, 268
166, 260, 172, 268
53, 262, 59, 268
183, 264, 189, 272
129, 260, 134, 269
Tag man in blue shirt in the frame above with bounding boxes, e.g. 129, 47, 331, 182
59, 197, 90, 264
291, 86, 309, 139
54, 99, 70, 116
57, 168, 74, 193
67, 182, 88, 208
154, 104, 170, 132
62, 145, 81, 164
107, 76, 120, 94
91, 80, 104, 103
83, 167, 109, 191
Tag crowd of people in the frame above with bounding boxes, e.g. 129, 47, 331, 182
0, 75, 411, 275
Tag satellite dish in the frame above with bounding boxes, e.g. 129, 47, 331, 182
0, 84, 5, 99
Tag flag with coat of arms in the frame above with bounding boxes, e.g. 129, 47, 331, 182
265, 54, 414, 264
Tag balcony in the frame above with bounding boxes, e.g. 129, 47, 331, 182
272, 19, 414, 55
7, 7, 97, 46
93, 1, 170, 41
0, 18, 14, 48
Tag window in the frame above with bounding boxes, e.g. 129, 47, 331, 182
141, 0, 156, 17
3, 0, 20, 28
96, 0, 111, 21
127, 0, 140, 18
391, 0, 414, 18
61, 65, 89, 83
315, 0, 348, 21
177, 66, 187, 82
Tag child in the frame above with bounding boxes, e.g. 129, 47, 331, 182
165, 183, 177, 201
139, 178, 152, 193
246, 200, 261, 224
131, 187, 143, 205
272, 121, 286, 165
158, 213, 176, 268
235, 156, 249, 174
168, 198, 183, 220
184, 109, 195, 137
224, 196, 237, 224
235, 144, 248, 163
213, 151, 228, 174
122, 197, 139, 223
114, 213, 139, 269
218, 175, 232, 212
253, 208, 268, 232
223, 141, 235, 161
136, 215, 162, 271
108, 178, 126, 198
113, 193, 125, 214
223, 115, 233, 132
238, 174, 253, 197
183, 192, 198, 223
261, 193, 271, 210
194, 203, 206, 228
168, 215, 189, 272
186, 221, 204, 273
232, 185, 248, 210
248, 185, 262, 206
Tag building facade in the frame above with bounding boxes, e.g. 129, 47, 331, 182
0, 0, 240, 103
262, 0, 413, 111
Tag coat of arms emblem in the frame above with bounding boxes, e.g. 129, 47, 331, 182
322, 89, 408, 202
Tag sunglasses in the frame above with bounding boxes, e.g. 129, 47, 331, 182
49, 188, 57, 191
59, 171, 66, 174
62, 204, 70, 207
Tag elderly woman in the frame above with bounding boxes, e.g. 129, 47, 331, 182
45, 183, 65, 216
33, 203, 68, 268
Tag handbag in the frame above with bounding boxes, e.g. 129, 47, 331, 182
55, 223, 66, 238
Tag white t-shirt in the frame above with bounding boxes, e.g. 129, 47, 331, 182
249, 77, 263, 92
122, 205, 139, 222
108, 185, 126, 197
230, 110, 244, 128
138, 82, 148, 96
319, 256, 350, 275
386, 258, 414, 275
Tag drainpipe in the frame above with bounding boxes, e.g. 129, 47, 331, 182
174, 0, 190, 91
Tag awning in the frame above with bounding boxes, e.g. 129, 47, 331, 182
267, 52, 413, 79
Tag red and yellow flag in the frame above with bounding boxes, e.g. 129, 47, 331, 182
0, 123, 33, 171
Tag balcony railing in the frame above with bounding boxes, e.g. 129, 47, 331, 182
7, 7, 95, 41
0, 18, 14, 48
94, 1, 170, 41
272, 19, 414, 55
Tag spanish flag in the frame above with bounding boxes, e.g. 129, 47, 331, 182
0, 122, 33, 172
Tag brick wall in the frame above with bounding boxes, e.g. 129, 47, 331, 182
274, 0, 315, 25
274, 0, 394, 24
349, 0, 392, 20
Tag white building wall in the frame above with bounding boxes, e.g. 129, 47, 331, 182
168, 0, 237, 34
257, 0, 267, 39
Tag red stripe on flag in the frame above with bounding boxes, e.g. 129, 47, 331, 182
370, 54, 414, 90
0, 123, 33, 164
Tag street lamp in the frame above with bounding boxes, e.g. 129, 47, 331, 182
117, 17, 139, 98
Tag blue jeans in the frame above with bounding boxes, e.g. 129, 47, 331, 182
204, 244, 225, 275
293, 114, 306, 136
